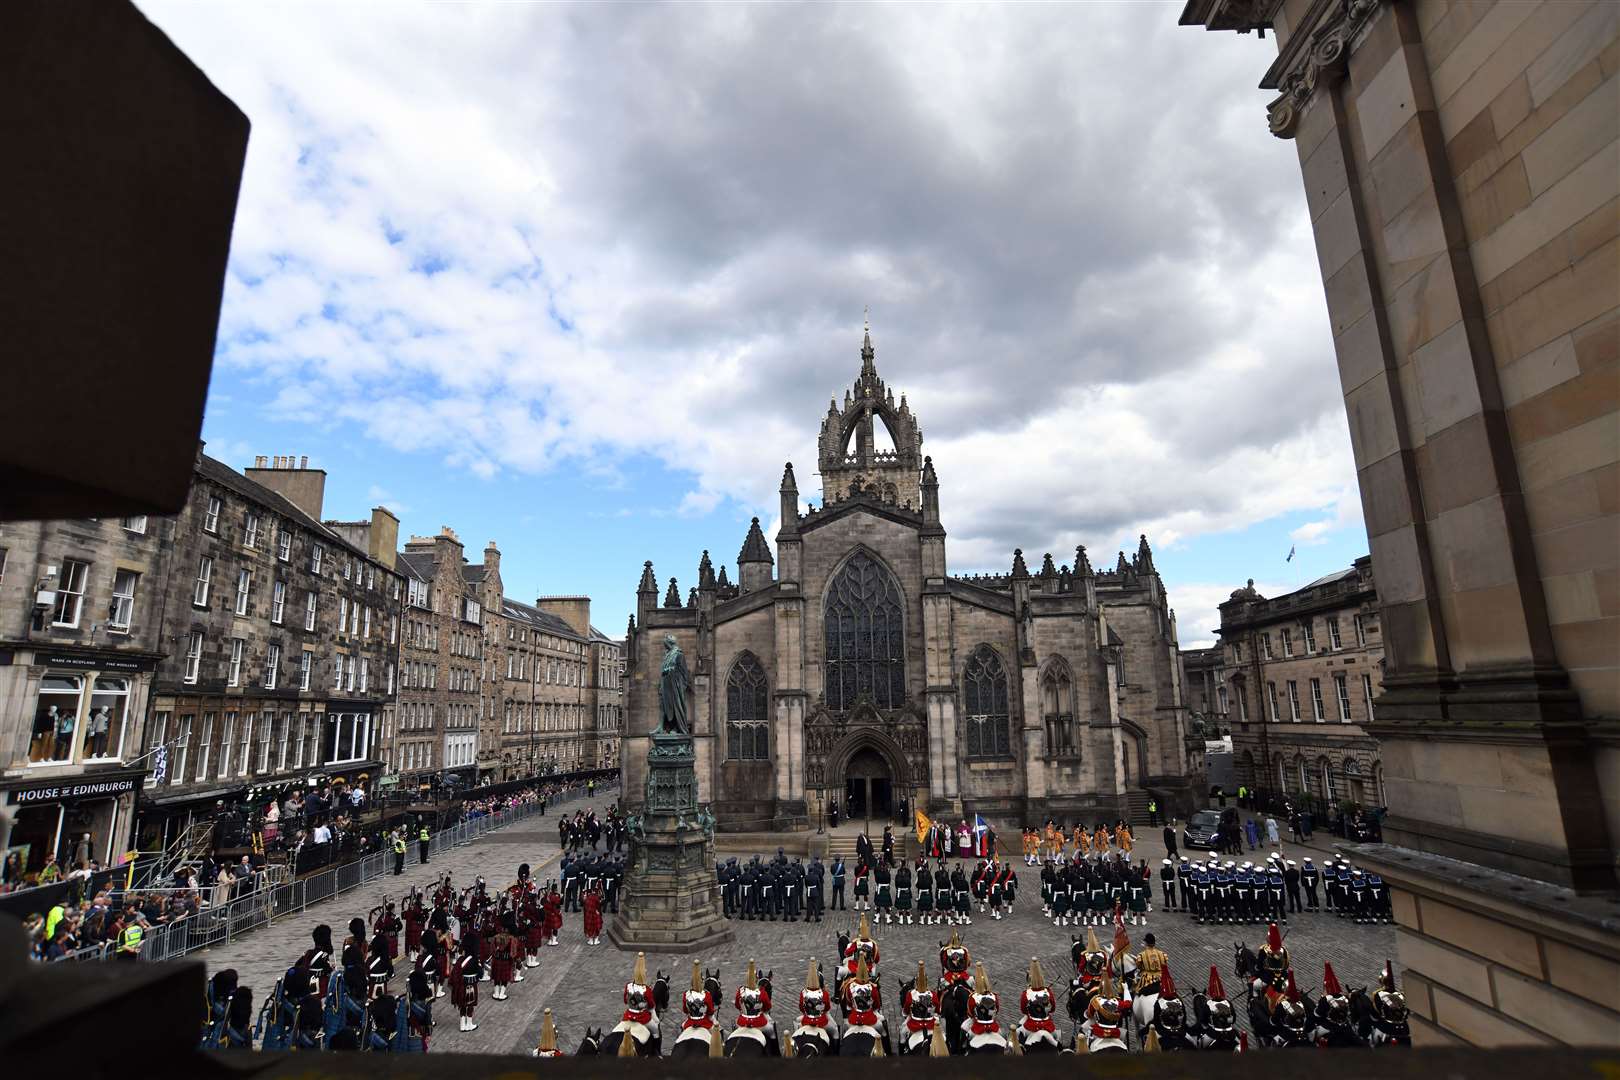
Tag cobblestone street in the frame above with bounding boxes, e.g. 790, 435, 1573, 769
196, 795, 1394, 1055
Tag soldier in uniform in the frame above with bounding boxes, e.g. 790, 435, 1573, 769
449, 932, 480, 1032
951, 863, 972, 926
874, 857, 894, 924
583, 882, 604, 946
1160, 858, 1177, 912
785, 858, 805, 923
1015, 958, 1062, 1053
605, 856, 623, 914
1365, 870, 1391, 923
727, 959, 778, 1056
489, 911, 518, 1000
791, 959, 837, 1057
895, 858, 913, 924
1125, 862, 1150, 926
1313, 962, 1364, 1047
852, 857, 870, 913
1284, 859, 1303, 914
830, 855, 846, 911
899, 960, 940, 1056
934, 862, 952, 926
916, 857, 935, 924
1188, 965, 1240, 1052
531, 1008, 564, 1058
1300, 856, 1321, 911
720, 858, 737, 918
964, 963, 1009, 1054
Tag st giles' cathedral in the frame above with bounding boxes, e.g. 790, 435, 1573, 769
621, 327, 1199, 831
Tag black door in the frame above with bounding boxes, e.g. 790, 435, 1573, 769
871, 778, 893, 821
846, 777, 867, 819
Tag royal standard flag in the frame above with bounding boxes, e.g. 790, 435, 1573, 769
915, 807, 932, 845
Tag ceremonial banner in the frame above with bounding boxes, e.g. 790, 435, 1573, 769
914, 808, 932, 845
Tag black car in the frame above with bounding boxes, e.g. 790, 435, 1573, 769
1183, 810, 1222, 850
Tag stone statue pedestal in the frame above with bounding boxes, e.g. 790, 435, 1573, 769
608, 732, 733, 953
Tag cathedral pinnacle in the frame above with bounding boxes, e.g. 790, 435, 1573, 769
638, 560, 657, 593
1011, 548, 1030, 579
698, 549, 715, 589
1040, 552, 1057, 579
1137, 533, 1155, 572
860, 309, 876, 375
739, 517, 774, 565
664, 577, 681, 608
1076, 545, 1093, 576
921, 455, 938, 487
780, 462, 798, 493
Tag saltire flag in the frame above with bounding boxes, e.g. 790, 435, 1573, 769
914, 808, 932, 846
1286, 545, 1296, 562
973, 814, 992, 856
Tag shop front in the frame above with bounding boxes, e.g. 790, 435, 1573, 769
3, 767, 145, 881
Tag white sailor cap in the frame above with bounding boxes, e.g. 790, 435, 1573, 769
1285, 861, 1296, 867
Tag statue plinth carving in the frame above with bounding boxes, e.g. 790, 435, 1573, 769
608, 637, 733, 953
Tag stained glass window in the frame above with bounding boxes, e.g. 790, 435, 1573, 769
823, 552, 905, 712
726, 652, 770, 760
1042, 665, 1075, 757
964, 645, 1011, 758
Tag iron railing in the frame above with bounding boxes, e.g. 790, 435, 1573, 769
51, 780, 609, 964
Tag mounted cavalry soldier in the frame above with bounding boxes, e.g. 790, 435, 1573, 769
1189, 966, 1242, 1052
963, 963, 1010, 1054
898, 960, 940, 1056
840, 912, 882, 1005
838, 954, 889, 1056
1252, 921, 1291, 999
1357, 961, 1411, 1047
531, 1008, 565, 1058
726, 959, 777, 1057
1014, 958, 1062, 1054
1252, 970, 1314, 1048
1313, 962, 1365, 1047
1081, 963, 1128, 1053
603, 952, 663, 1056
1143, 966, 1194, 1050
671, 961, 724, 1058
789, 959, 838, 1057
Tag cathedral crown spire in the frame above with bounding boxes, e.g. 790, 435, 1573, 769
818, 317, 925, 506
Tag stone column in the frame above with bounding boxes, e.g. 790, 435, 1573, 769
1262, 0, 1612, 891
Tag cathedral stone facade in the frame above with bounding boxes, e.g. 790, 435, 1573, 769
621, 330, 1199, 830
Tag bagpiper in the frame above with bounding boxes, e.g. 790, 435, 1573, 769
1014, 957, 1062, 1053
582, 882, 604, 946
449, 931, 480, 1032
542, 881, 564, 946
489, 910, 520, 1001
403, 888, 426, 960
964, 963, 1009, 1054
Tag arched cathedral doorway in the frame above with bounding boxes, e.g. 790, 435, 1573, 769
844, 748, 893, 827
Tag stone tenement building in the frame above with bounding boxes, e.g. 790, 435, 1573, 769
1216, 558, 1386, 810
1184, 0, 1618, 1046
622, 329, 1198, 830
587, 627, 624, 770
491, 596, 604, 781
136, 454, 404, 851
0, 515, 169, 879
396, 530, 486, 787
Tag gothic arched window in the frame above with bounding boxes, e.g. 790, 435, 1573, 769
963, 645, 1011, 758
823, 552, 905, 712
726, 653, 770, 760
1041, 664, 1076, 757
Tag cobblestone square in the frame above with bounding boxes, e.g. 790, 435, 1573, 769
196, 791, 1394, 1055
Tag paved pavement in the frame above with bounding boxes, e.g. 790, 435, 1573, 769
198, 801, 1394, 1055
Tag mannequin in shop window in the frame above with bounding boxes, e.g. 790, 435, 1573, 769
88, 707, 111, 758
53, 706, 76, 760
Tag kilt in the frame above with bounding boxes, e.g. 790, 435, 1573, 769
917, 888, 933, 912
875, 884, 892, 908
491, 952, 516, 985
1052, 889, 1069, 916
954, 890, 970, 914
895, 887, 912, 911
451, 972, 478, 1011
853, 877, 869, 898
404, 921, 423, 954
584, 906, 603, 937
526, 925, 546, 952
1090, 890, 1110, 912
1128, 891, 1148, 913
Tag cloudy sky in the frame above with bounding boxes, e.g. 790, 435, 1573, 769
142, 1, 1365, 646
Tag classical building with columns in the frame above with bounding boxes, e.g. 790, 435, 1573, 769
1183, 0, 1618, 1046
620, 329, 1199, 831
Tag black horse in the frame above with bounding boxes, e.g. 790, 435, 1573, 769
575, 1027, 606, 1055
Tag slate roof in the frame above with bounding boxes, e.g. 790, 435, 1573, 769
197, 454, 391, 573
500, 598, 583, 640
396, 551, 435, 582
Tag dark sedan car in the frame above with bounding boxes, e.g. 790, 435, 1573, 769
1183, 810, 1222, 850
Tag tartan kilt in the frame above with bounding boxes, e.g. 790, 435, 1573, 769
917, 889, 933, 912
404, 922, 423, 953
1128, 893, 1148, 913
451, 973, 478, 1011
525, 925, 546, 952
491, 952, 516, 984
584, 907, 603, 937
895, 888, 911, 911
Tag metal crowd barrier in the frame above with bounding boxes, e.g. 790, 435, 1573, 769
53, 780, 612, 965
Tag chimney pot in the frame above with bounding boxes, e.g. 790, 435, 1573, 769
300, 455, 308, 468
